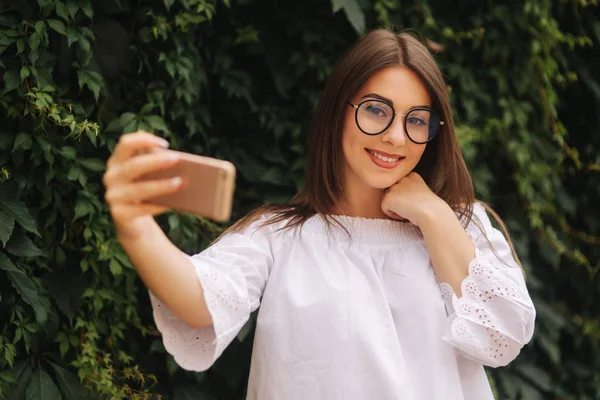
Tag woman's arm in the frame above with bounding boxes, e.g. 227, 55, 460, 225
417, 200, 475, 297
119, 220, 212, 329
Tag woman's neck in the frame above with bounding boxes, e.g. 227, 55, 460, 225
333, 181, 389, 220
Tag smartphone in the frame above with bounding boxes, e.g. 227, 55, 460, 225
140, 149, 236, 222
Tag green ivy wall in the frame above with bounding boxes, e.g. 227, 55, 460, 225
0, 0, 598, 399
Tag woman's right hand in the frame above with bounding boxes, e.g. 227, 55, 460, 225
103, 131, 183, 242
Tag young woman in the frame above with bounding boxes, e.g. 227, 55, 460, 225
103, 29, 536, 399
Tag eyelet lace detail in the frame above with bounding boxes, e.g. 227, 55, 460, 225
150, 255, 251, 371
442, 247, 534, 366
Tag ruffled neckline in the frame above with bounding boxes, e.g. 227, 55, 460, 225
301, 213, 424, 244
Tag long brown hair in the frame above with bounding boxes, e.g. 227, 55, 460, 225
222, 29, 522, 270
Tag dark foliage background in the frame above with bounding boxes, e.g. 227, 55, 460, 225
0, 0, 598, 399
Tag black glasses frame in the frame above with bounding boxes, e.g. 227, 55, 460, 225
346, 100, 444, 144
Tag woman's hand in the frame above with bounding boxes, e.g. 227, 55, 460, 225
381, 172, 445, 226
103, 131, 183, 241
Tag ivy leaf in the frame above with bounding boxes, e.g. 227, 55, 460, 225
0, 253, 49, 324
65, 27, 79, 48
77, 70, 103, 101
29, 31, 42, 52
144, 115, 169, 133
6, 229, 46, 258
66, 1, 79, 19
59, 147, 77, 160
4, 343, 16, 367
25, 368, 62, 400
46, 19, 66, 36
2, 69, 20, 94
12, 132, 32, 152
44, 269, 85, 322
80, 1, 93, 19
74, 198, 94, 220
0, 209, 15, 246
331, 0, 364, 33
49, 363, 85, 400
20, 66, 30, 81
55, 2, 70, 21
0, 197, 40, 237
109, 259, 122, 276
79, 158, 105, 172
9, 360, 33, 399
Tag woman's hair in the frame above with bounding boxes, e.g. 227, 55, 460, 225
221, 28, 523, 271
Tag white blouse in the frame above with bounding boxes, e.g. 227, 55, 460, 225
150, 203, 536, 400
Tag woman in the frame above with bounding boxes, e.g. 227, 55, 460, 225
103, 29, 536, 399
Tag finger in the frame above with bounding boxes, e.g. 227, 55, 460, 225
108, 131, 169, 167
110, 203, 172, 220
104, 151, 179, 186
105, 177, 183, 204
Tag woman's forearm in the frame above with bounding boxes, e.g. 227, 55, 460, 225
418, 202, 476, 297
119, 220, 213, 329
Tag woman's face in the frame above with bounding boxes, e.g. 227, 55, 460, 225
342, 66, 433, 192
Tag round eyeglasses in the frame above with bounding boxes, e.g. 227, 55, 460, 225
347, 99, 444, 144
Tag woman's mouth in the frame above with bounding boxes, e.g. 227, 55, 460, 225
366, 149, 405, 169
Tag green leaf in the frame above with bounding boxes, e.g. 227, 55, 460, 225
120, 112, 137, 127
4, 343, 16, 367
49, 363, 85, 400
331, 0, 364, 33
2, 69, 20, 94
66, 0, 79, 19
80, 1, 93, 18
109, 259, 122, 276
25, 368, 62, 400
20, 66, 30, 81
55, 2, 70, 21
0, 209, 15, 246
46, 19, 66, 35
74, 199, 94, 220
65, 27, 79, 47
30, 31, 41, 52
144, 115, 169, 133
59, 147, 77, 159
66, 166, 80, 181
79, 158, 105, 172
16, 38, 24, 55
12, 132, 32, 152
10, 360, 34, 399
0, 198, 40, 236
6, 230, 45, 258
44, 268, 84, 321
0, 253, 49, 324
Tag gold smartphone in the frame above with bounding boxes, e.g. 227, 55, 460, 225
140, 149, 236, 222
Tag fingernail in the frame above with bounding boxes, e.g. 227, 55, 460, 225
171, 177, 182, 186
157, 138, 170, 148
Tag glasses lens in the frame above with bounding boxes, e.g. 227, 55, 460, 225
357, 101, 393, 134
406, 109, 440, 143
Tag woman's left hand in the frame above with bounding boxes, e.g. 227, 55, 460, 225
381, 172, 445, 226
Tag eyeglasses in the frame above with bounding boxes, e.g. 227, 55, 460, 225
347, 99, 444, 144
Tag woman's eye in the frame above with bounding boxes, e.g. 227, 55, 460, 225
365, 106, 387, 118
407, 116, 427, 126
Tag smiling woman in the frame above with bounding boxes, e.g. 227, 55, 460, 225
105, 29, 536, 400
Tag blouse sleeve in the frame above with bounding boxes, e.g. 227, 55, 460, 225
149, 218, 275, 371
439, 203, 536, 368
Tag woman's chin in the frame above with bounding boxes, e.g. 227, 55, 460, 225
366, 176, 404, 190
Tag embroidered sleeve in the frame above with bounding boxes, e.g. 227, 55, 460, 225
439, 203, 536, 368
150, 219, 275, 371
